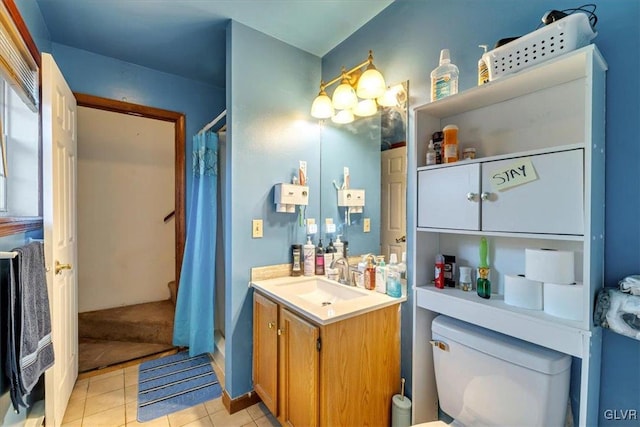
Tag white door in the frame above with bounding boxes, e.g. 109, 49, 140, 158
42, 53, 78, 427
417, 162, 480, 230
381, 146, 407, 259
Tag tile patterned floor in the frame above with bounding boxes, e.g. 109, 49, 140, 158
61, 358, 279, 427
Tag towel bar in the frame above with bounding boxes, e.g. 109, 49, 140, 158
0, 251, 17, 259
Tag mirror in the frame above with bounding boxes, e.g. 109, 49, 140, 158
319, 81, 408, 262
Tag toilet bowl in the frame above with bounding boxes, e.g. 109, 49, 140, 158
419, 315, 571, 427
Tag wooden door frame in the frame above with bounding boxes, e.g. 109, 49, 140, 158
74, 93, 186, 286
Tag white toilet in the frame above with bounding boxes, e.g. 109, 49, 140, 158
416, 315, 571, 427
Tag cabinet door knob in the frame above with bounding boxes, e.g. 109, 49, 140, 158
268, 322, 275, 329
466, 192, 478, 201
277, 328, 285, 336
480, 192, 492, 201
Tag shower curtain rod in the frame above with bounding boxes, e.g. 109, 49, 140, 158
198, 110, 226, 135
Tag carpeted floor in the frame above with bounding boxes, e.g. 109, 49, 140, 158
78, 299, 177, 373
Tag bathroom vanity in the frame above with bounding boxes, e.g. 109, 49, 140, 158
411, 45, 606, 427
251, 276, 403, 426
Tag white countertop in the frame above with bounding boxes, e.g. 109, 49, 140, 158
250, 275, 406, 325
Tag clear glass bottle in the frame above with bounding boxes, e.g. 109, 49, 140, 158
431, 49, 459, 102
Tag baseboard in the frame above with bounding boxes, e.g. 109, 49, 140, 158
222, 389, 261, 414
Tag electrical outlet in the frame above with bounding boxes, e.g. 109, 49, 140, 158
252, 219, 263, 238
363, 218, 371, 233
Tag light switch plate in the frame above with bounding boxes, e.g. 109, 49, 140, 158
252, 219, 263, 238
363, 218, 371, 233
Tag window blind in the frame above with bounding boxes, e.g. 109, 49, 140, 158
0, 3, 38, 112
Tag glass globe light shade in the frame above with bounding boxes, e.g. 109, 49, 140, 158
353, 99, 378, 117
310, 91, 334, 119
377, 87, 399, 107
331, 109, 355, 124
332, 81, 358, 110
356, 66, 386, 99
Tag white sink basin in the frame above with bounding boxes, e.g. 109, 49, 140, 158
251, 275, 404, 324
286, 278, 368, 306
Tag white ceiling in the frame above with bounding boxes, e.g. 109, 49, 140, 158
35, 0, 394, 88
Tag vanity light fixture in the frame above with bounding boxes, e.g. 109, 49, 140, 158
311, 50, 387, 123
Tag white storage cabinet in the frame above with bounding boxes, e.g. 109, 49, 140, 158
411, 45, 606, 427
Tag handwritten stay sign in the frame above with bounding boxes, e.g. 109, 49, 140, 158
490, 157, 538, 192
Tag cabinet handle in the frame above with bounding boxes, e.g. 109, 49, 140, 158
466, 192, 478, 202
480, 192, 492, 201
277, 328, 285, 336
268, 322, 275, 329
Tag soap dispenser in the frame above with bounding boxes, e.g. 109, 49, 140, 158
478, 44, 489, 85
364, 255, 376, 291
375, 256, 387, 294
333, 235, 344, 260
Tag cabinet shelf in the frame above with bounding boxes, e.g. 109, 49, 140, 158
416, 227, 584, 241
413, 45, 605, 118
415, 285, 588, 357
416, 143, 584, 172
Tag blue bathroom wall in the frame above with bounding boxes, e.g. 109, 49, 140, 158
225, 20, 321, 398
16, 0, 224, 205
325, 0, 640, 424
13, 0, 51, 53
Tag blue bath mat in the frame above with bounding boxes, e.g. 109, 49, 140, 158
137, 352, 221, 422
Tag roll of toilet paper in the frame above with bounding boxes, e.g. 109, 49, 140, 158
525, 248, 575, 284
544, 281, 583, 321
391, 394, 411, 427
504, 274, 543, 310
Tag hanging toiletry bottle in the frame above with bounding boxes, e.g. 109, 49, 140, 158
431, 49, 459, 102
291, 244, 302, 276
315, 239, 325, 276
478, 44, 489, 85
375, 255, 387, 294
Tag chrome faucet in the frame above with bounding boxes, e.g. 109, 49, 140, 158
330, 257, 351, 286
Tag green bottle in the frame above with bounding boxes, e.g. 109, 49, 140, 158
477, 237, 491, 299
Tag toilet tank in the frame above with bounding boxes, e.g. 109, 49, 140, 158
431, 316, 571, 427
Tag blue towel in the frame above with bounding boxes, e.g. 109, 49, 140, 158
7, 242, 54, 411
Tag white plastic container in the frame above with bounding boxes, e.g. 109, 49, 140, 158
482, 13, 597, 81
430, 49, 458, 101
303, 236, 315, 276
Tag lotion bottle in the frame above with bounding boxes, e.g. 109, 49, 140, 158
303, 236, 315, 276
364, 255, 376, 290
315, 239, 325, 276
375, 255, 387, 293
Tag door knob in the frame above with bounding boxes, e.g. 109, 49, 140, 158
466, 192, 478, 201
480, 192, 492, 201
55, 260, 72, 275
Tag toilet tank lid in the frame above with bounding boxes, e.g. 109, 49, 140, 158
432, 315, 571, 375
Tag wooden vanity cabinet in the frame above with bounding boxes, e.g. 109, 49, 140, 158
253, 290, 401, 427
